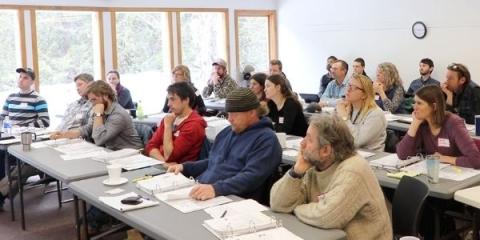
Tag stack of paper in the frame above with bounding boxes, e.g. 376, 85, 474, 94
204, 199, 268, 218
109, 154, 161, 171
92, 148, 140, 162
136, 172, 195, 195
204, 212, 280, 239
99, 192, 158, 212
155, 186, 232, 213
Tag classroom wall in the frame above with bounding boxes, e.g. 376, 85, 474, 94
277, 0, 480, 93
2, 0, 278, 77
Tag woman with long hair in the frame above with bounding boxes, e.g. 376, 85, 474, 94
396, 85, 480, 168
373, 62, 405, 113
336, 74, 387, 151
265, 74, 307, 136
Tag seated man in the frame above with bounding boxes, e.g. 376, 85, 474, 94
202, 58, 238, 99
168, 88, 282, 202
441, 63, 480, 124
320, 60, 349, 107
53, 80, 143, 150
54, 73, 94, 131
0, 67, 50, 210
146, 82, 207, 164
270, 114, 392, 239
406, 58, 440, 96
269, 59, 293, 91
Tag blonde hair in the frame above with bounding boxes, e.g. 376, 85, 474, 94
349, 74, 377, 121
377, 62, 403, 90
172, 65, 191, 82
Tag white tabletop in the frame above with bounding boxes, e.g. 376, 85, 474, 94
454, 185, 480, 209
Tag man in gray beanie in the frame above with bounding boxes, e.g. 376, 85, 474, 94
168, 88, 282, 204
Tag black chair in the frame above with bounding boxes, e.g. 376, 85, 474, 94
392, 176, 429, 239
198, 137, 212, 160
384, 129, 399, 153
299, 93, 320, 103
133, 122, 154, 148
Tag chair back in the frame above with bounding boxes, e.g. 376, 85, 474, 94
392, 176, 429, 237
384, 129, 399, 153
133, 122, 154, 147
198, 137, 212, 160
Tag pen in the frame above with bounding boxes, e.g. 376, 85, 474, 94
132, 175, 152, 183
452, 166, 462, 174
220, 210, 227, 218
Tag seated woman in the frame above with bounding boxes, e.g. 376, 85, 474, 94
249, 72, 268, 116
107, 70, 135, 111
396, 85, 480, 168
265, 74, 308, 137
163, 65, 206, 115
336, 74, 387, 151
373, 62, 405, 113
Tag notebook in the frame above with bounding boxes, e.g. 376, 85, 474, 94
369, 154, 422, 170
99, 192, 158, 212
136, 172, 195, 195
204, 212, 278, 239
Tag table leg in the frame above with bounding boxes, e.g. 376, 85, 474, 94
56, 180, 62, 208
5, 151, 15, 221
74, 195, 81, 240
81, 200, 89, 240
17, 158, 25, 230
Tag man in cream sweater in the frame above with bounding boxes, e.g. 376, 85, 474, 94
270, 114, 392, 239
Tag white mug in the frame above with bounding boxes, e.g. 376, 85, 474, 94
107, 164, 122, 182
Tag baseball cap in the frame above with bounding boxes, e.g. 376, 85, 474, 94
16, 68, 36, 80
212, 58, 227, 68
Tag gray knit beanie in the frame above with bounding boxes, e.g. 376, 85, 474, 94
225, 88, 260, 112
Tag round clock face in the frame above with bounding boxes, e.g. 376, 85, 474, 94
412, 21, 427, 39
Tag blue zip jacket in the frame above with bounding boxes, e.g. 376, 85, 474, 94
183, 117, 282, 200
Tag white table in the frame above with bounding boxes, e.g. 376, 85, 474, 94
455, 186, 480, 240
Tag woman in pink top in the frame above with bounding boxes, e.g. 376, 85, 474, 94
396, 85, 480, 168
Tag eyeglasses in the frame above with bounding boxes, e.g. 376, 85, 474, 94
347, 84, 364, 92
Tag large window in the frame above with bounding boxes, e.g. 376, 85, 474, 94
35, 10, 101, 127
179, 11, 228, 90
236, 11, 277, 73
0, 10, 23, 105
114, 11, 170, 115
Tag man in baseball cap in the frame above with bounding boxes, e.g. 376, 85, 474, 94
16, 67, 36, 81
168, 88, 281, 204
202, 58, 238, 99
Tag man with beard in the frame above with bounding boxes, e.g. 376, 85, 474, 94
53, 80, 143, 150
270, 114, 392, 239
406, 58, 440, 96
441, 63, 480, 124
146, 82, 207, 164
202, 58, 238, 99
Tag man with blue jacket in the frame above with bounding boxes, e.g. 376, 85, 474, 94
168, 88, 282, 202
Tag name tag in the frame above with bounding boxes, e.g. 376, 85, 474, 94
75, 113, 83, 120
279, 117, 284, 124
174, 131, 180, 137
438, 138, 450, 148
375, 95, 380, 101
20, 102, 29, 108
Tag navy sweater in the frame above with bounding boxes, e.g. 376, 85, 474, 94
183, 117, 282, 199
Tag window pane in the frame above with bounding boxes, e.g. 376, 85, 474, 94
238, 16, 269, 72
0, 10, 22, 106
115, 12, 170, 114
180, 12, 227, 90
36, 10, 100, 127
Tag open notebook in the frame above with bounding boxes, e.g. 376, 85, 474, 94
204, 212, 301, 240
136, 172, 195, 195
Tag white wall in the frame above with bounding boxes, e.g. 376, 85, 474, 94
277, 0, 480, 93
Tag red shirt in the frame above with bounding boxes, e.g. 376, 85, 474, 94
145, 111, 207, 163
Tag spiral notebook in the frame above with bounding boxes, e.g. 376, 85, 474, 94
203, 212, 301, 240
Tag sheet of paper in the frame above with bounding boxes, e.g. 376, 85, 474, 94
109, 154, 162, 171
439, 165, 480, 181
283, 150, 298, 157
54, 141, 103, 155
357, 150, 375, 159
60, 149, 108, 161
92, 148, 140, 162
0, 137, 20, 145
224, 227, 303, 240
99, 192, 158, 212
204, 199, 268, 219
285, 139, 302, 150
155, 187, 232, 213
369, 154, 421, 170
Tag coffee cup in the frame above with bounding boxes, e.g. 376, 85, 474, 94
21, 131, 37, 151
107, 164, 122, 183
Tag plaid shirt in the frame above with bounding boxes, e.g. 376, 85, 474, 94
56, 98, 92, 131
448, 81, 480, 124
202, 74, 238, 99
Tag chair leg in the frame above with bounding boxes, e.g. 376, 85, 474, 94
56, 180, 62, 208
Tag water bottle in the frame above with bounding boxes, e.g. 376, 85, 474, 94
137, 101, 145, 120
3, 116, 12, 137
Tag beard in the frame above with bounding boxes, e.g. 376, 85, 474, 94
304, 150, 335, 170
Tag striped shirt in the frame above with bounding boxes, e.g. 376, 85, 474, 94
56, 98, 92, 131
1, 90, 50, 128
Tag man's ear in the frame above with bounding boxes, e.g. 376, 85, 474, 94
459, 76, 466, 85
318, 144, 332, 159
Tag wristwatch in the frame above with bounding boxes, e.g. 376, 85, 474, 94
288, 169, 305, 179
93, 112, 104, 118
